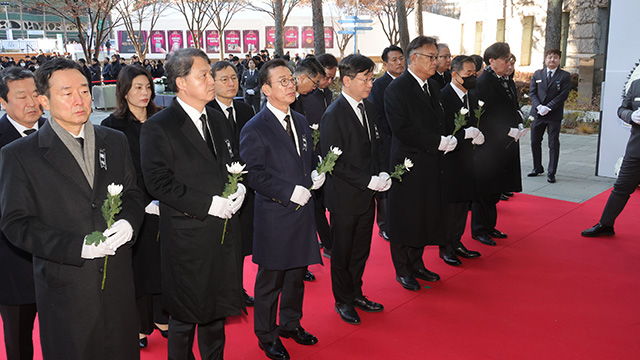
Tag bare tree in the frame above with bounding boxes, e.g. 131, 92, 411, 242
208, 0, 247, 60
311, 0, 325, 55
357, 0, 414, 47
544, 0, 563, 54
114, 0, 170, 60
248, 0, 305, 55
396, 0, 410, 51
173, 0, 216, 50
415, 0, 423, 35
27, 0, 121, 60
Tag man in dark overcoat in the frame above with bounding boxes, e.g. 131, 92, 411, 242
385, 36, 458, 291
240, 59, 324, 360
0, 58, 144, 360
140, 48, 246, 360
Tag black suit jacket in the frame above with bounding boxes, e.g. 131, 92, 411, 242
529, 67, 571, 122
320, 95, 386, 215
385, 70, 447, 247
241, 69, 260, 99
367, 72, 394, 157
432, 70, 452, 89
140, 98, 244, 323
0, 115, 45, 305
300, 88, 333, 127
618, 78, 640, 157
207, 98, 256, 145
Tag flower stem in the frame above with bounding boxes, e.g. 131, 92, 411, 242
221, 219, 228, 244
295, 185, 314, 211
101, 255, 108, 290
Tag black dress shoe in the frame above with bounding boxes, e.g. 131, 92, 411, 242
581, 223, 615, 237
244, 290, 255, 307
439, 252, 462, 266
454, 246, 481, 258
353, 296, 384, 312
413, 268, 440, 282
335, 302, 361, 324
303, 270, 315, 282
472, 234, 496, 246
322, 248, 332, 259
489, 229, 508, 238
500, 194, 509, 201
395, 275, 421, 290
279, 326, 318, 345
154, 324, 168, 338
379, 230, 390, 241
528, 169, 543, 177
259, 339, 290, 360
139, 336, 147, 349
547, 174, 556, 183
504, 192, 514, 196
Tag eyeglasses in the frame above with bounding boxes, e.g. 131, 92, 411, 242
271, 77, 297, 87
414, 53, 438, 62
215, 76, 238, 84
438, 54, 452, 60
306, 75, 320, 88
351, 76, 375, 84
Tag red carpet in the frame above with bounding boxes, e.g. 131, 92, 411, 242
2, 189, 640, 359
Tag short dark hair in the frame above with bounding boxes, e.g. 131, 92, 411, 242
407, 36, 438, 63
382, 45, 403, 63
316, 53, 338, 69
78, 58, 86, 65
545, 48, 562, 58
483, 42, 511, 64
34, 57, 83, 97
339, 54, 375, 83
211, 60, 237, 78
0, 67, 35, 102
258, 58, 289, 87
450, 55, 475, 74
165, 48, 210, 92
469, 54, 484, 72
113, 65, 160, 121
294, 57, 325, 78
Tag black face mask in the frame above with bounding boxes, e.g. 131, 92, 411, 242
461, 75, 477, 90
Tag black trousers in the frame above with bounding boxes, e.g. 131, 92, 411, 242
531, 119, 561, 175
0, 303, 37, 360
471, 193, 501, 236
600, 154, 640, 226
376, 192, 389, 234
254, 266, 306, 343
137, 294, 168, 335
329, 203, 375, 304
313, 187, 331, 249
167, 316, 225, 360
440, 201, 470, 253
390, 242, 426, 277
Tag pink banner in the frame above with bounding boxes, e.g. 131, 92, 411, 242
301, 27, 314, 49
150, 30, 167, 54
284, 26, 298, 49
243, 30, 259, 54
186, 31, 204, 48
224, 30, 241, 53
265, 26, 275, 49
205, 30, 220, 54
324, 27, 334, 49
167, 30, 184, 53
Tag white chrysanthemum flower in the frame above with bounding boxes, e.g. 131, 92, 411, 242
460, 108, 469, 115
226, 162, 247, 174
310, 124, 319, 131
404, 158, 413, 170
477, 100, 485, 107
107, 183, 123, 196
330, 146, 343, 156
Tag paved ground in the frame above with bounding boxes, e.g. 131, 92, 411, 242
16, 108, 618, 204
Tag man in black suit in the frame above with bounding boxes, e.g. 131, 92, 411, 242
241, 58, 261, 113
140, 48, 247, 360
0, 67, 46, 360
385, 36, 458, 291
290, 57, 324, 117
0, 58, 144, 359
439, 55, 485, 266
367, 45, 405, 241
581, 78, 640, 237
321, 54, 389, 325
432, 43, 452, 89
470, 42, 526, 246
207, 60, 256, 306
528, 48, 571, 183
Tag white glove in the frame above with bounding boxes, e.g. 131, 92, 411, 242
228, 183, 246, 214
631, 109, 640, 124
464, 127, 480, 139
378, 172, 391, 192
81, 241, 115, 259
538, 105, 551, 116
472, 132, 485, 145
438, 135, 450, 151
144, 200, 160, 216
311, 170, 326, 190
518, 128, 528, 141
246, 89, 255, 96
367, 175, 382, 191
290, 185, 312, 206
209, 196, 233, 219
103, 219, 134, 251
508, 127, 520, 139
444, 135, 457, 154
536, 104, 544, 113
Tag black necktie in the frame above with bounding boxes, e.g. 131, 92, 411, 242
23, 129, 36, 136
462, 94, 468, 109
200, 114, 216, 156
283, 115, 295, 146
548, 71, 553, 81
76, 137, 84, 159
226, 107, 236, 134
423, 83, 430, 97
357, 103, 371, 140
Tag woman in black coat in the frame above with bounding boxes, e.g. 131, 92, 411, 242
101, 66, 167, 349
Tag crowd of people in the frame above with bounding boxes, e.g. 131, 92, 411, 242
0, 33, 637, 360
